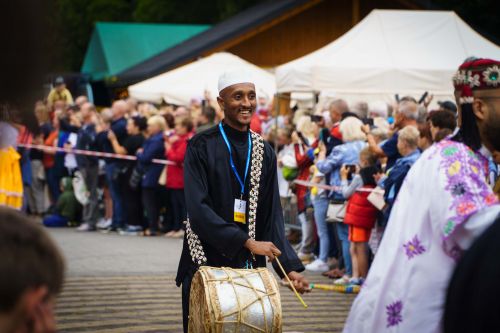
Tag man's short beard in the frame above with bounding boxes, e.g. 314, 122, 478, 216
484, 103, 500, 152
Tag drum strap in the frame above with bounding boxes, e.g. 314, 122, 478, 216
185, 131, 265, 266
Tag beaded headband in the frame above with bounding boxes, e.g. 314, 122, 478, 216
453, 58, 500, 104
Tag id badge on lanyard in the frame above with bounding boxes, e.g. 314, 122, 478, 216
219, 123, 252, 224
234, 199, 246, 224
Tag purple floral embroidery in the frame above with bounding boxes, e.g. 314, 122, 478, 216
423, 141, 498, 259
450, 182, 467, 196
403, 235, 425, 259
386, 301, 403, 327
432, 140, 498, 244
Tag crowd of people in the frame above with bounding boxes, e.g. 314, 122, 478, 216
0, 77, 278, 239
1, 58, 500, 333
273, 93, 479, 284
1, 74, 498, 262
0, 66, 498, 238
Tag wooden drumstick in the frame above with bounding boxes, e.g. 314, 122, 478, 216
274, 255, 308, 308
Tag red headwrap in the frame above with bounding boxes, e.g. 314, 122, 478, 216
453, 58, 500, 104
452, 58, 500, 151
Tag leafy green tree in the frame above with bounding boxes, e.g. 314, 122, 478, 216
57, 0, 266, 71
54, 0, 499, 72
133, 0, 265, 24
55, 0, 132, 70
133, 0, 175, 23
54, 0, 268, 71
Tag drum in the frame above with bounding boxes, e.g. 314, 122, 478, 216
189, 266, 282, 333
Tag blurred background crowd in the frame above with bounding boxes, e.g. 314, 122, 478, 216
3, 74, 496, 289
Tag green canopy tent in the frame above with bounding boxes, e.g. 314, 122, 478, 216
81, 22, 210, 82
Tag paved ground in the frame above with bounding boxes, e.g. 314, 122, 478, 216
49, 228, 354, 332
49, 228, 183, 276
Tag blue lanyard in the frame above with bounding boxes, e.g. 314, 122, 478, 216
219, 122, 252, 198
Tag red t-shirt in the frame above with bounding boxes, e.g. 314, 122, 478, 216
330, 123, 342, 141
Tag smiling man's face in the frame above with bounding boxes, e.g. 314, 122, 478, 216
217, 83, 256, 131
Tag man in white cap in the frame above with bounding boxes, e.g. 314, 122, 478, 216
176, 70, 308, 332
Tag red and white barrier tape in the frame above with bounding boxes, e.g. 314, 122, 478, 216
293, 179, 378, 193
17, 143, 176, 166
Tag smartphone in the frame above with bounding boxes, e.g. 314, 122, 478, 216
297, 131, 310, 147
310, 115, 323, 123
345, 164, 356, 180
363, 118, 374, 127
345, 164, 357, 173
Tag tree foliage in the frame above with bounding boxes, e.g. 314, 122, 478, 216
55, 0, 265, 72
134, 0, 266, 25
55, 0, 132, 71
54, 0, 499, 73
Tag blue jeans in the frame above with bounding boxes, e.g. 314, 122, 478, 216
43, 214, 68, 227
45, 168, 61, 203
336, 222, 352, 276
313, 196, 330, 262
327, 223, 340, 258
105, 163, 124, 228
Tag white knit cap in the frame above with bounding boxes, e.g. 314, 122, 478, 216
218, 70, 255, 93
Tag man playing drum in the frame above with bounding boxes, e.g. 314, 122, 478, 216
176, 70, 309, 332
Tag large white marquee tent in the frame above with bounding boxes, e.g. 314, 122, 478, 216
128, 52, 276, 105
276, 10, 500, 104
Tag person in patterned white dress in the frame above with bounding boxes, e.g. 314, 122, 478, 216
344, 58, 500, 333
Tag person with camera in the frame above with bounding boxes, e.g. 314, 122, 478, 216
137, 115, 166, 236
107, 116, 147, 235
338, 148, 380, 285
290, 127, 316, 263
73, 102, 99, 232
363, 98, 419, 171
101, 101, 129, 232
376, 126, 421, 228
316, 116, 367, 283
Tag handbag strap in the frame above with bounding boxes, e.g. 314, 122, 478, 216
185, 131, 265, 266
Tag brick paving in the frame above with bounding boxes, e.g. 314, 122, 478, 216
49, 229, 354, 332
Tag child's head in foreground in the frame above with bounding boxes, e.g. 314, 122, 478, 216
0, 207, 65, 333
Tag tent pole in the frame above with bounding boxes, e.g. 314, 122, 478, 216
352, 0, 360, 25
273, 93, 279, 153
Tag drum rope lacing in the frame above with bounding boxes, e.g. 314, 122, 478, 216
185, 131, 265, 266
207, 267, 276, 332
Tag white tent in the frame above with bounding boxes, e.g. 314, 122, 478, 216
128, 52, 276, 105
276, 10, 500, 104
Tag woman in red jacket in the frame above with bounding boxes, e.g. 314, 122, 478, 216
164, 117, 194, 238
339, 148, 380, 286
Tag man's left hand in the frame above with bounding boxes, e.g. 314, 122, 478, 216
286, 271, 311, 294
